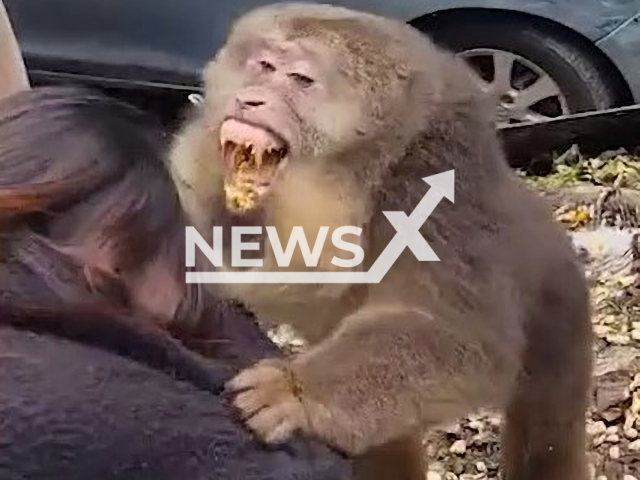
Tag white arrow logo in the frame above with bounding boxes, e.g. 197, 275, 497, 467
186, 169, 454, 284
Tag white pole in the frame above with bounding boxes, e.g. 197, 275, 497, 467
0, 0, 29, 99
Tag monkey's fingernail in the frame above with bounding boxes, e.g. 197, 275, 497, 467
225, 377, 244, 392
226, 370, 258, 391
248, 410, 288, 443
264, 421, 295, 444
234, 390, 269, 416
225, 382, 241, 393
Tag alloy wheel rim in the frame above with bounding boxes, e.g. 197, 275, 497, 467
458, 48, 570, 126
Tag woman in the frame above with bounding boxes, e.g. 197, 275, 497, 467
0, 86, 351, 480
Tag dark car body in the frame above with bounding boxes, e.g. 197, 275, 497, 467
6, 0, 640, 118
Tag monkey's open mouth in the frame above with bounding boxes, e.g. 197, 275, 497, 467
219, 118, 289, 213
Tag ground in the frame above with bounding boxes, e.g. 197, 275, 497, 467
267, 146, 640, 480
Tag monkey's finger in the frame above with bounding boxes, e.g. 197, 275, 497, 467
225, 364, 283, 392
247, 401, 302, 442
263, 419, 297, 444
233, 389, 271, 418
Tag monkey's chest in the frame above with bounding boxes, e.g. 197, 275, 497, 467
225, 283, 357, 344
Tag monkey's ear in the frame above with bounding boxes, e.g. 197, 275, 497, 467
399, 68, 437, 121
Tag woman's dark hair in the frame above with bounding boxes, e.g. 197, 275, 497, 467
0, 86, 186, 311
0, 85, 272, 372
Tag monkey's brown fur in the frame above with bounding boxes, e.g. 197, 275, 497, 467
170, 4, 593, 479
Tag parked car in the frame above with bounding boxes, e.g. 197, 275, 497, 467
5, 0, 640, 125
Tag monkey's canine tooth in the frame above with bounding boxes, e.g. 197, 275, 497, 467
262, 148, 272, 165
234, 147, 246, 167
249, 145, 263, 167
244, 141, 255, 153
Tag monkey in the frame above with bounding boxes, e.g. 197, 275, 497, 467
169, 4, 593, 480
0, 85, 354, 480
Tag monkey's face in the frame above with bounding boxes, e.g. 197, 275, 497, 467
199, 12, 421, 215
204, 40, 365, 214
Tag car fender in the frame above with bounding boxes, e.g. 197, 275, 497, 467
328, 0, 640, 41
596, 14, 640, 103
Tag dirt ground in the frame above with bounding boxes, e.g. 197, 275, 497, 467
269, 145, 640, 480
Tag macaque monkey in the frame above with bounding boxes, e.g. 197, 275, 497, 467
170, 4, 592, 480
0, 85, 353, 480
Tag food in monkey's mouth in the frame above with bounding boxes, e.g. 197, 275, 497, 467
219, 118, 289, 212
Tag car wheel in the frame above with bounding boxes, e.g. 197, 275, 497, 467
422, 17, 620, 126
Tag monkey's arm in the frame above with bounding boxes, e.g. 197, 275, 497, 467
227, 305, 516, 455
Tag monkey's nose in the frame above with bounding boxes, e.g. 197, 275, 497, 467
237, 97, 265, 109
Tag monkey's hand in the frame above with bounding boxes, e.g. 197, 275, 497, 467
226, 358, 335, 445
227, 306, 513, 455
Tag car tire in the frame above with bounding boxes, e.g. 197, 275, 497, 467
421, 16, 620, 121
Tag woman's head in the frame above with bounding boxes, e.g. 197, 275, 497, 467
0, 86, 186, 322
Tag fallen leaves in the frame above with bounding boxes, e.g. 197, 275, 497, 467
422, 147, 640, 479
556, 205, 592, 229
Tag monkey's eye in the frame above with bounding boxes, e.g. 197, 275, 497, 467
259, 60, 276, 72
288, 72, 314, 88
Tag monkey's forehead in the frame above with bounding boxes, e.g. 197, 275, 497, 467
227, 2, 425, 56
232, 3, 380, 27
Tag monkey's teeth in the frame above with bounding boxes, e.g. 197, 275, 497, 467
248, 145, 255, 166
220, 118, 288, 154
262, 148, 270, 165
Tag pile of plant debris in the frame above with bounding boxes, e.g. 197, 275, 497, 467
423, 146, 640, 480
